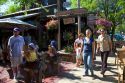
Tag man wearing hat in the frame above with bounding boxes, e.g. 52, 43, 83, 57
8, 28, 25, 79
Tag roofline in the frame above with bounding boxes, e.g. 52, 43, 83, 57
0, 4, 57, 19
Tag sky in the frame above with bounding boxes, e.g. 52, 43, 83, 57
0, 4, 8, 13
0, 0, 13, 13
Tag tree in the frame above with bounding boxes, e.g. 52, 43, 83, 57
71, 0, 125, 40
97, 0, 125, 40
71, 0, 97, 12
5, 3, 22, 14
0, 0, 49, 15
11, 0, 39, 10
0, 0, 7, 5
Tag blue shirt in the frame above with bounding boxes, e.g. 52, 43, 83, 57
83, 37, 94, 53
8, 35, 25, 57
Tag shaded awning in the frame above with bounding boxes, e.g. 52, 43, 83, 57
0, 18, 37, 30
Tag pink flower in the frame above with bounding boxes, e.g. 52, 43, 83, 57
96, 18, 112, 28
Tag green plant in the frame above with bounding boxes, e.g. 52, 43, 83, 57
64, 46, 74, 53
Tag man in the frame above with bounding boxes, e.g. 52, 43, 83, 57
96, 29, 112, 77
8, 28, 25, 79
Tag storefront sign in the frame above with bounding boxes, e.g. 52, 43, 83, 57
63, 18, 75, 24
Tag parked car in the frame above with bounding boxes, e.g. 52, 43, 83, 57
113, 33, 124, 41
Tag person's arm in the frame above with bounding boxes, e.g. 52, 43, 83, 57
108, 36, 112, 52
92, 42, 95, 64
96, 36, 100, 53
7, 37, 12, 57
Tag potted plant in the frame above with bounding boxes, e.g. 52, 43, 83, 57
64, 45, 74, 53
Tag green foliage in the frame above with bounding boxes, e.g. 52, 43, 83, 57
71, 0, 125, 39
71, 0, 97, 12
0, 0, 7, 5
0, 0, 49, 15
5, 3, 21, 14
64, 45, 74, 53
115, 23, 125, 33
64, 32, 73, 41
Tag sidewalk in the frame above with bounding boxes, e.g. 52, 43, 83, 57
0, 53, 118, 83
57, 54, 118, 83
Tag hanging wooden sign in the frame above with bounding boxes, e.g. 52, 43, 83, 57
63, 18, 75, 24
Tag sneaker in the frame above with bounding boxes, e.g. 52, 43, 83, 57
16, 73, 24, 79
13, 78, 17, 82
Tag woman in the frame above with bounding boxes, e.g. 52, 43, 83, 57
96, 29, 112, 76
82, 29, 94, 76
46, 45, 58, 75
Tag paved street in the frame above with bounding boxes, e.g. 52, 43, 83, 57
57, 54, 118, 83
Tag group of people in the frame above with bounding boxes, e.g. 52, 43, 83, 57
7, 27, 58, 82
74, 28, 112, 77
1, 26, 112, 82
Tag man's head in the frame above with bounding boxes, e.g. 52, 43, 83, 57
13, 28, 20, 36
100, 29, 106, 35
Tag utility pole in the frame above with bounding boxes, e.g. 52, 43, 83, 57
77, 0, 81, 34
57, 0, 61, 50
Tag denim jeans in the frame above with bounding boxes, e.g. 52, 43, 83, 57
83, 52, 93, 75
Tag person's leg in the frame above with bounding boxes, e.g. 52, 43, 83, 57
76, 58, 79, 67
102, 51, 109, 73
78, 58, 81, 66
10, 57, 17, 79
16, 56, 23, 78
88, 52, 93, 76
83, 53, 88, 75
100, 52, 104, 72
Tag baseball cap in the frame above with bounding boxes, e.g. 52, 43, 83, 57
13, 28, 20, 32
28, 43, 36, 49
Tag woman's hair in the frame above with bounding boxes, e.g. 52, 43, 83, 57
48, 45, 56, 54
78, 33, 84, 38
86, 29, 92, 35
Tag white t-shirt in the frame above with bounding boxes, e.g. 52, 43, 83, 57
75, 38, 83, 45
75, 47, 81, 56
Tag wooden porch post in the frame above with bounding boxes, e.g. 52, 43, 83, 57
57, 0, 61, 50
77, 0, 81, 34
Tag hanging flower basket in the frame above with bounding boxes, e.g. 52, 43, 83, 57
45, 19, 58, 30
96, 18, 112, 28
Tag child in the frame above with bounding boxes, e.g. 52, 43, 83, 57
24, 43, 38, 82
75, 43, 82, 67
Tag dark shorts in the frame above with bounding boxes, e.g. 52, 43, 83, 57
24, 61, 38, 70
